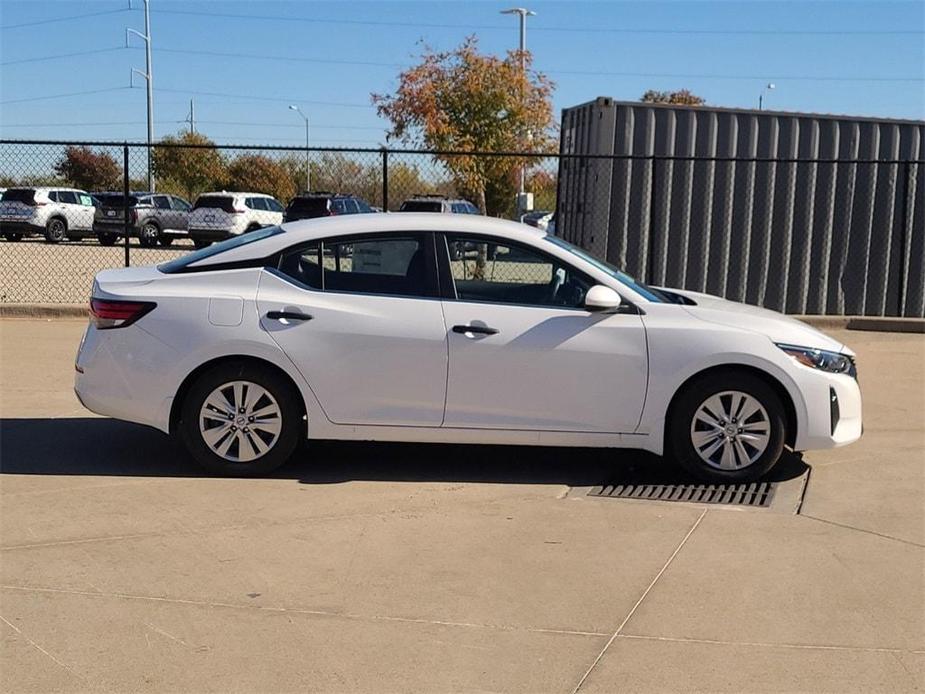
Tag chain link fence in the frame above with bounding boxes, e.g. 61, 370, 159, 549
1, 140, 921, 316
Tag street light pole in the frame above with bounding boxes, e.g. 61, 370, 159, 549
128, 0, 154, 191
289, 105, 310, 192
501, 7, 535, 204
759, 82, 775, 111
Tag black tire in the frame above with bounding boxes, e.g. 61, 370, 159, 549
246, 223, 262, 233
193, 239, 211, 250
179, 361, 303, 476
668, 371, 786, 483
139, 222, 160, 248
3, 232, 22, 242
44, 217, 67, 243
97, 232, 119, 246
158, 236, 174, 247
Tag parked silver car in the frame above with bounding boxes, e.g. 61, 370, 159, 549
94, 192, 192, 247
0, 187, 96, 243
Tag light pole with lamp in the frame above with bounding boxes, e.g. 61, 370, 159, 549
289, 105, 310, 192
758, 83, 775, 111
500, 7, 535, 216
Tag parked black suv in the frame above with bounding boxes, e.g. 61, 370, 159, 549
284, 192, 375, 222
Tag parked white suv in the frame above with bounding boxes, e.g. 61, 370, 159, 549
187, 192, 284, 248
0, 187, 96, 243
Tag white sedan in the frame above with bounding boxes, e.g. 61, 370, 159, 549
75, 214, 862, 481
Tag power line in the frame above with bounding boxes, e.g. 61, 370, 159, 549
154, 47, 401, 69
0, 8, 133, 30
151, 87, 373, 109
149, 8, 924, 36
546, 69, 925, 83
0, 86, 130, 105
0, 46, 127, 67
0, 120, 385, 131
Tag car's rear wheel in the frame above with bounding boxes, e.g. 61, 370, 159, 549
44, 217, 67, 243
3, 232, 22, 242
179, 362, 302, 476
97, 232, 119, 246
668, 372, 786, 483
193, 239, 211, 249
139, 223, 159, 247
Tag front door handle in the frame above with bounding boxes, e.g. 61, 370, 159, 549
267, 310, 313, 322
452, 324, 499, 336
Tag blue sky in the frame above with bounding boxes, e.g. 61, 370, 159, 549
1, 0, 922, 147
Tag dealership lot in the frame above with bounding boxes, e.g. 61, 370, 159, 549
1, 319, 923, 692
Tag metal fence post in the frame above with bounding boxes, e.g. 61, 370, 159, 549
381, 147, 389, 212
898, 160, 912, 316
123, 143, 130, 267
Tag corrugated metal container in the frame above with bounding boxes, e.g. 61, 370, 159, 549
556, 97, 925, 317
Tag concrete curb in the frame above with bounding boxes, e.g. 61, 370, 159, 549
0, 304, 86, 319
1, 304, 923, 333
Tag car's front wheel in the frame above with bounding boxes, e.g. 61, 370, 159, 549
179, 362, 303, 476
97, 232, 119, 246
193, 239, 211, 250
668, 371, 786, 483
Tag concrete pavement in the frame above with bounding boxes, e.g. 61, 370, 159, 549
1, 319, 923, 692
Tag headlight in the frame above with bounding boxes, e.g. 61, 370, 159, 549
776, 343, 857, 377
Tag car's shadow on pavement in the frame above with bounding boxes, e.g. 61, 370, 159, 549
0, 417, 808, 487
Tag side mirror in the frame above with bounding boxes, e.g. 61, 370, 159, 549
584, 285, 622, 312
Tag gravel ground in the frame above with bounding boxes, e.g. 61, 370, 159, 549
0, 238, 196, 304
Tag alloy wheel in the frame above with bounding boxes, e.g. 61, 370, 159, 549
689, 390, 771, 470
199, 380, 282, 463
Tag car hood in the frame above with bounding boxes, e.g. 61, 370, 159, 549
661, 288, 851, 355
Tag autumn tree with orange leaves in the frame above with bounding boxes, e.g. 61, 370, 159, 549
373, 36, 555, 217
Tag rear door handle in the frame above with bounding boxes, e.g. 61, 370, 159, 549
267, 310, 312, 322
452, 324, 499, 335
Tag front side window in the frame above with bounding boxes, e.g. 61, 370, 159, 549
444, 234, 592, 309
171, 197, 191, 211
266, 198, 284, 213
278, 234, 432, 298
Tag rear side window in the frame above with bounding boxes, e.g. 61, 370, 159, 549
153, 196, 171, 210
331, 199, 349, 214
355, 198, 373, 213
57, 191, 79, 204
246, 197, 268, 211
159, 225, 284, 273
1, 189, 37, 204
399, 200, 442, 212
194, 196, 236, 212
278, 234, 434, 298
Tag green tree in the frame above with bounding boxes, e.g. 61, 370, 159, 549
225, 154, 296, 203
641, 89, 706, 106
373, 36, 556, 216
54, 146, 121, 191
152, 131, 226, 200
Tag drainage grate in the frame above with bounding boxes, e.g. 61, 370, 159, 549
588, 481, 776, 508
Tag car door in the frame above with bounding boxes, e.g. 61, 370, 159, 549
152, 195, 178, 231
170, 196, 191, 230
438, 233, 648, 433
256, 232, 448, 427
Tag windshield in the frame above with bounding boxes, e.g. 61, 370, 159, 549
544, 236, 667, 303
158, 226, 284, 273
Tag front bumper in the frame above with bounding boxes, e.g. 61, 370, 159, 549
792, 367, 862, 451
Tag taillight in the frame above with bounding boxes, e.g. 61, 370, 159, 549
89, 298, 156, 329
129, 208, 138, 224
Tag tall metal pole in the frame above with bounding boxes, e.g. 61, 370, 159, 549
501, 8, 535, 205
289, 105, 310, 192
128, 0, 154, 191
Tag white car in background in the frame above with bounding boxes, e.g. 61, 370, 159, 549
75, 214, 862, 480
187, 192, 284, 248
0, 186, 97, 242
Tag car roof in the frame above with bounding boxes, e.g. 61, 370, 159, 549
187, 213, 546, 268
197, 191, 275, 198
6, 186, 86, 193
